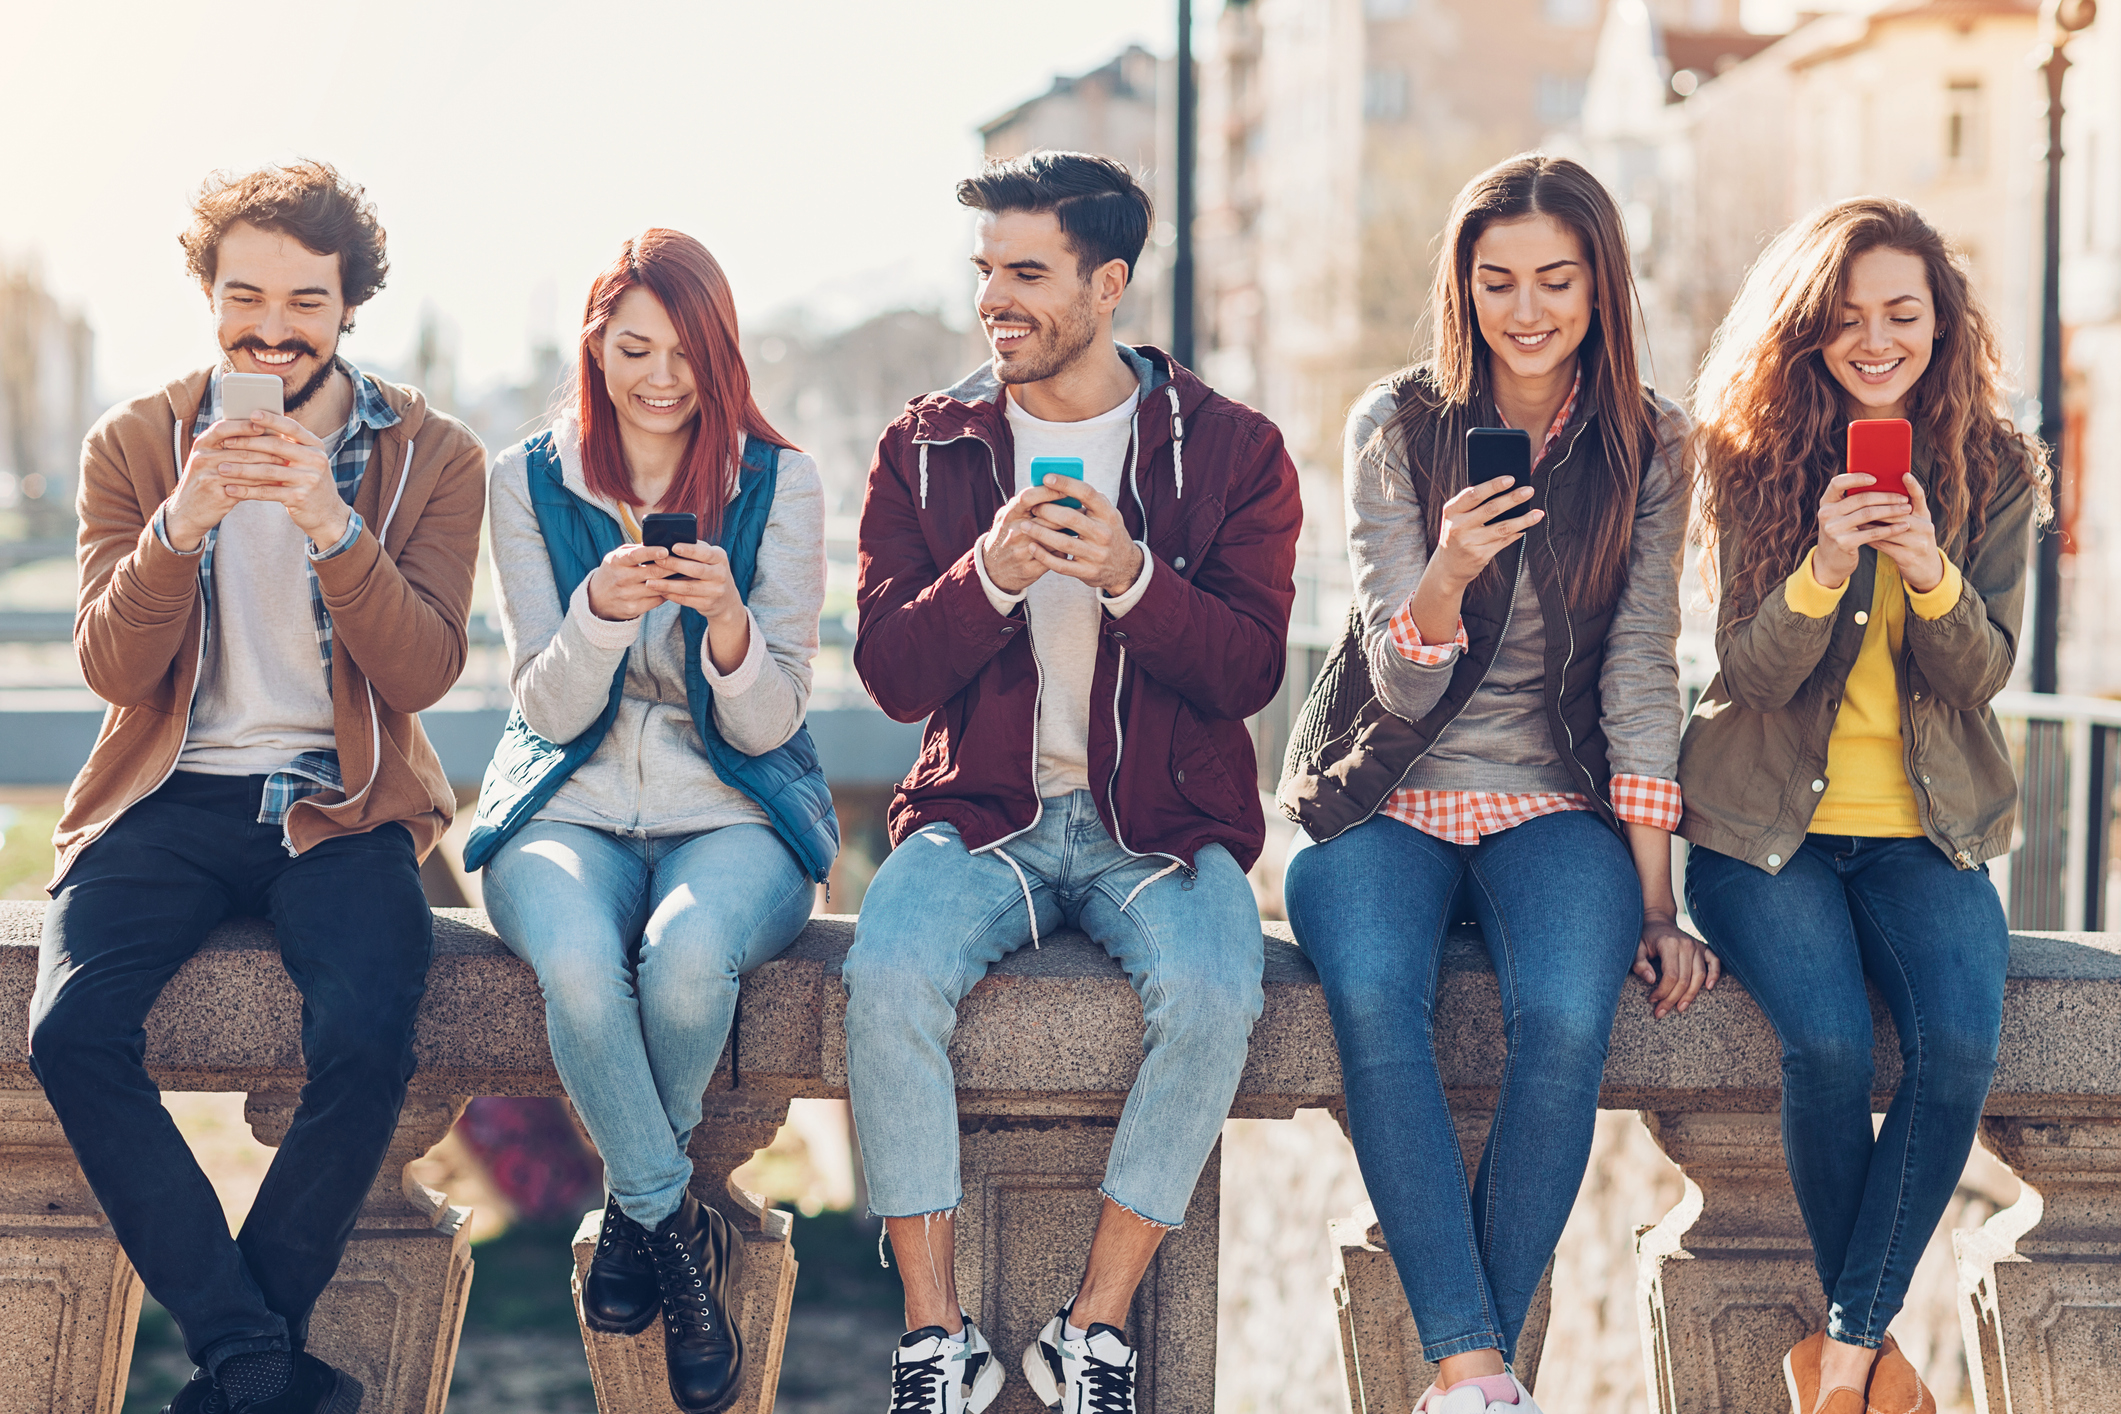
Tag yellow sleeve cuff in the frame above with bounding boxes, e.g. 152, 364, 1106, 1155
1783, 549, 1849, 619
1906, 555, 1964, 621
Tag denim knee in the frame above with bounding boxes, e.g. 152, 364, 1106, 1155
1509, 1001, 1612, 1077
1781, 1025, 1876, 1102
26, 997, 122, 1094
1910, 1018, 2000, 1107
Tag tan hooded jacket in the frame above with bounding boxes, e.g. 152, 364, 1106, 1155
51, 368, 486, 887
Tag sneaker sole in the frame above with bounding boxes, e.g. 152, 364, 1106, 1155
581, 1298, 662, 1337
968, 1344, 1006, 1413
1020, 1338, 1061, 1408
1784, 1348, 1804, 1414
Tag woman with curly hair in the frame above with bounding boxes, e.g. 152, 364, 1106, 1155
1679, 197, 2048, 1414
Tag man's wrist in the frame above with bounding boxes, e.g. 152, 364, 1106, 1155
1102, 541, 1146, 595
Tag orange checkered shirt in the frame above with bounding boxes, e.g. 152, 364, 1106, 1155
1378, 371, 1683, 843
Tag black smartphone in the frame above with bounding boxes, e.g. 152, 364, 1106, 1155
1467, 427, 1534, 524
640, 512, 698, 552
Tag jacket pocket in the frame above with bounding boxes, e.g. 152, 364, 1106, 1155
1173, 704, 1247, 821
1148, 494, 1224, 577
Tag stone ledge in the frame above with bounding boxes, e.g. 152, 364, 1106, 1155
4, 901, 2118, 1115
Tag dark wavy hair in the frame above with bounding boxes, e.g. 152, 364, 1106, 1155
180, 161, 388, 325
957, 151, 1153, 283
1693, 196, 2050, 620
573, 229, 792, 535
1377, 153, 1655, 608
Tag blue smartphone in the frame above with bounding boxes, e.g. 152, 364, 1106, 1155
1031, 457, 1085, 511
1031, 456, 1084, 536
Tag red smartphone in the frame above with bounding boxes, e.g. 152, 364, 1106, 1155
1848, 419, 1913, 500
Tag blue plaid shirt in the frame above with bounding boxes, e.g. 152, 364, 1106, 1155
153, 358, 400, 829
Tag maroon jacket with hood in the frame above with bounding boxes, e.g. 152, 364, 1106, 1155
855, 343, 1301, 871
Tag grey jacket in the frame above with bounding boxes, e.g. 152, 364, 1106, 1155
487, 417, 826, 837
1344, 381, 1690, 793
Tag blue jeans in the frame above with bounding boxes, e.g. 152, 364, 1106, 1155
1684, 834, 2007, 1348
29, 772, 432, 1374
484, 820, 814, 1227
842, 791, 1264, 1227
1284, 810, 1642, 1362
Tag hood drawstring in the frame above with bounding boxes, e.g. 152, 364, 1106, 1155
1165, 385, 1185, 499
918, 444, 930, 510
992, 847, 1041, 949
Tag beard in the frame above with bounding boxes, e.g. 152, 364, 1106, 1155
226, 333, 341, 413
990, 290, 1102, 386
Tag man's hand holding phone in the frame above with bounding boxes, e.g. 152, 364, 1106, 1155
212, 411, 349, 549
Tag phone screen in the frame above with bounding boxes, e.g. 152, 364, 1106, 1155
1467, 427, 1534, 523
1847, 419, 1913, 499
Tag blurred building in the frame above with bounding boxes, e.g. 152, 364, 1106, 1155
0, 264, 95, 545
1195, 0, 1749, 482
2061, 11, 2121, 695
978, 45, 1178, 352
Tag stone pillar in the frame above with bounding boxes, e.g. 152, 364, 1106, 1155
1635, 1110, 1825, 1414
0, 1085, 141, 1414
247, 1089, 473, 1414
1956, 1115, 2121, 1413
571, 1093, 798, 1414
1330, 1106, 1553, 1410
953, 1115, 1219, 1414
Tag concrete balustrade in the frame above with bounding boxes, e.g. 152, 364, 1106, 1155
1, 900, 2117, 1412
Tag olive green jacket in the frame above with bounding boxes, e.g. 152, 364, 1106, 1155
1677, 443, 2038, 873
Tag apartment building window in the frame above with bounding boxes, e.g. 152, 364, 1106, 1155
1364, 0, 1414, 16
1537, 74, 1587, 125
1365, 69, 1410, 122
1543, 0, 1599, 26
1946, 80, 1986, 176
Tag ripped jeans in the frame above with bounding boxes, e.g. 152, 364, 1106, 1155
842, 790, 1264, 1227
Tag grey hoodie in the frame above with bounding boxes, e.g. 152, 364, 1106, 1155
487, 417, 826, 837
1344, 381, 1689, 793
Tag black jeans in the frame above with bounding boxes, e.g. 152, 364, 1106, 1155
27, 772, 433, 1374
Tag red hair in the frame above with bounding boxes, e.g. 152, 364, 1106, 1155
575, 228, 790, 535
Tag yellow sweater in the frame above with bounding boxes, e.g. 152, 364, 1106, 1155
1783, 549, 1965, 836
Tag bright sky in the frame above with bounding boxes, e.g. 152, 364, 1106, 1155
0, 0, 1181, 401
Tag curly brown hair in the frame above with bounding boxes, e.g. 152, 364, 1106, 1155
1693, 197, 2049, 621
179, 161, 388, 322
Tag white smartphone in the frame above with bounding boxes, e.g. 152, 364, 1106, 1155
221, 372, 284, 423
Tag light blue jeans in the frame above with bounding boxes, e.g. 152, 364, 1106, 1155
841, 791, 1265, 1228
484, 820, 814, 1227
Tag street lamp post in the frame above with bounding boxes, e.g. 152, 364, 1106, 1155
2032, 0, 2096, 694
1173, 0, 1197, 368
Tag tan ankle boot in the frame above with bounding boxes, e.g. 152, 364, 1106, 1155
1865, 1334, 1937, 1414
1783, 1332, 1872, 1414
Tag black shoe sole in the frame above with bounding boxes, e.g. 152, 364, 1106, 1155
319, 1368, 363, 1414
583, 1303, 663, 1337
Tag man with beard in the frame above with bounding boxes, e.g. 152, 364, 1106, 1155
27, 162, 483, 1414
845, 151, 1301, 1414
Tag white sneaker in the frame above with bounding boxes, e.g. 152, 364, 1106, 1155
1412, 1373, 1543, 1414
888, 1317, 1005, 1414
1021, 1307, 1137, 1412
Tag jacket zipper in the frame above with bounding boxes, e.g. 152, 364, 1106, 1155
1099, 402, 1193, 877
915, 430, 1051, 855
1543, 419, 1604, 811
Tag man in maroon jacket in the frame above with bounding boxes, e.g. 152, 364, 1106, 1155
843, 152, 1301, 1413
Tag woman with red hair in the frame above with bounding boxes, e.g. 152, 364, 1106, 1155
468, 229, 837, 1414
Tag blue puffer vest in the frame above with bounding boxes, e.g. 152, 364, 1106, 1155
463, 432, 840, 880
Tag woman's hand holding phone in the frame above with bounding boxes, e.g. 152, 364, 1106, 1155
1400, 477, 1541, 645
585, 544, 673, 622
1811, 472, 1941, 593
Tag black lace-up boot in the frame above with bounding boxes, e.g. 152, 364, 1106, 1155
645, 1190, 745, 1413
582, 1193, 662, 1334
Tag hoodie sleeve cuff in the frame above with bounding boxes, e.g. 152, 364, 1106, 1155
1783, 549, 1849, 620
307, 511, 365, 562
567, 580, 645, 651
699, 608, 767, 694
1100, 543, 1155, 618
1907, 555, 1964, 621
150, 505, 206, 558
974, 532, 1029, 616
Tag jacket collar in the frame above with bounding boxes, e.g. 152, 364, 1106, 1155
910, 342, 1202, 450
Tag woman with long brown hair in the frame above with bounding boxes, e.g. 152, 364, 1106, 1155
467, 229, 837, 1414
1278, 154, 1711, 1412
1679, 198, 2046, 1414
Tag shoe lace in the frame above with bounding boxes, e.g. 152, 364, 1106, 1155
649, 1226, 718, 1342
1081, 1352, 1136, 1414
890, 1351, 946, 1413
